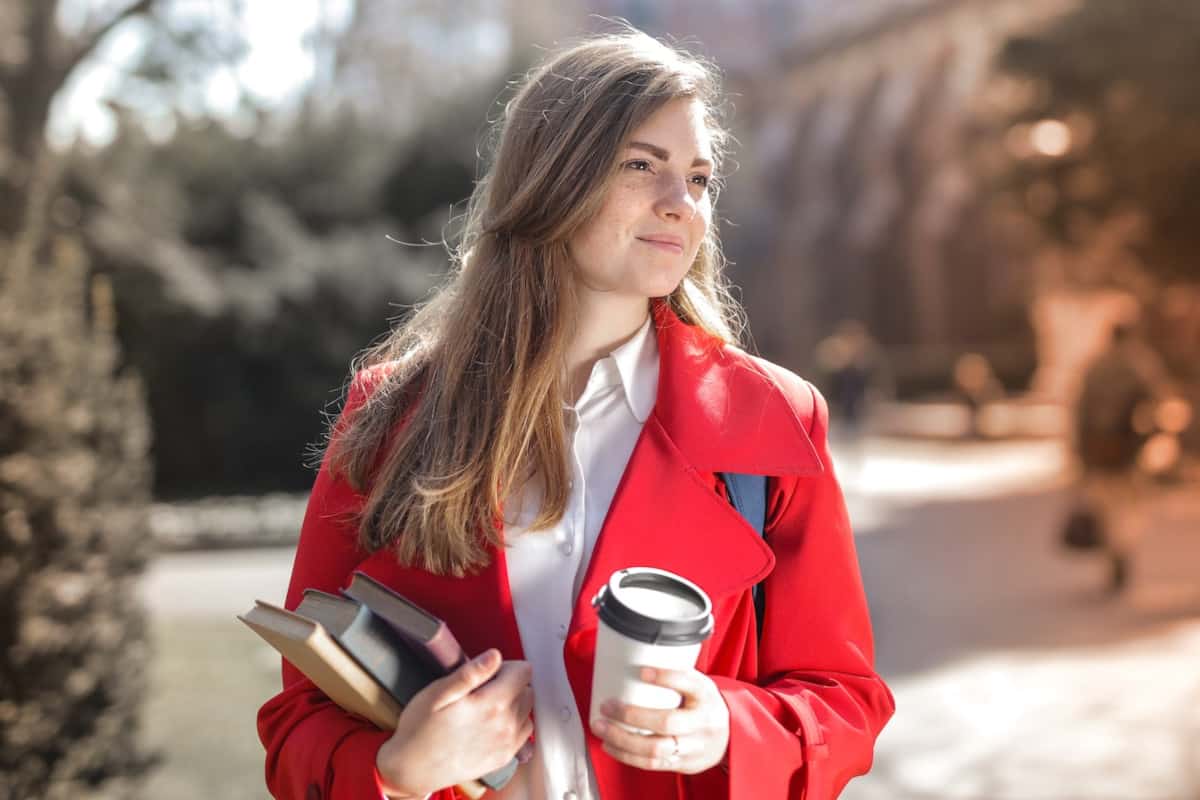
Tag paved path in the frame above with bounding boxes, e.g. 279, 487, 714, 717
141, 545, 296, 618
838, 440, 1200, 800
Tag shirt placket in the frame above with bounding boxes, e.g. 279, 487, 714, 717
557, 362, 620, 800
556, 404, 588, 799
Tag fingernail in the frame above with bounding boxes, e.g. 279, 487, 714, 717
592, 718, 608, 736
641, 667, 656, 681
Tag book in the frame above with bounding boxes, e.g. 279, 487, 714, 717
238, 600, 402, 730
340, 572, 521, 792
298, 589, 439, 707
238, 599, 487, 799
342, 571, 468, 673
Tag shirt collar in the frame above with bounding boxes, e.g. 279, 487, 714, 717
607, 313, 659, 423
571, 313, 659, 423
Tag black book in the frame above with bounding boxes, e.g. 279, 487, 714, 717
296, 590, 439, 707
342, 571, 469, 674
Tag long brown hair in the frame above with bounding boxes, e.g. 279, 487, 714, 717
326, 29, 744, 576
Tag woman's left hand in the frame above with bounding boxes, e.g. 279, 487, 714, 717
589, 666, 730, 774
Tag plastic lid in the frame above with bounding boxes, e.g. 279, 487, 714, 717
590, 567, 714, 646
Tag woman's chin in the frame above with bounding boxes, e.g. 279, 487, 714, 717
636, 271, 688, 300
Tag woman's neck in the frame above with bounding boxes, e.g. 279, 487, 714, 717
564, 292, 651, 406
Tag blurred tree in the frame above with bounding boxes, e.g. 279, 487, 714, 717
0, 1, 220, 796
1, 2, 146, 263
71, 112, 450, 497
63, 0, 582, 498
0, 235, 155, 800
986, 0, 1200, 288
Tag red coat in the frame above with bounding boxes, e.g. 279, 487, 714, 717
258, 302, 895, 799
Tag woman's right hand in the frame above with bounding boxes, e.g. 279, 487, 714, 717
376, 649, 535, 798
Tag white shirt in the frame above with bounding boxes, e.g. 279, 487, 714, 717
495, 315, 659, 800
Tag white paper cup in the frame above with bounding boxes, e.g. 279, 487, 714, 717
589, 567, 713, 735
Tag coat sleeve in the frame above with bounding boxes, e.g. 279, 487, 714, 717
711, 382, 894, 800
255, 369, 456, 800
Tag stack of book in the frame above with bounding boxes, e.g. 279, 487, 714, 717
239, 571, 519, 798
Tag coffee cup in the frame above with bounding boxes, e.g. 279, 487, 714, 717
589, 567, 713, 735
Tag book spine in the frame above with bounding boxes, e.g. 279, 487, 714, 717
387, 624, 466, 676
423, 627, 469, 673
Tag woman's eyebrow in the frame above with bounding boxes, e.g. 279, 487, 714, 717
627, 140, 712, 169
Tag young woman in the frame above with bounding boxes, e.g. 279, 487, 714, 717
258, 30, 894, 800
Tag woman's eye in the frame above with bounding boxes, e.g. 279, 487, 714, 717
624, 159, 652, 172
690, 174, 711, 188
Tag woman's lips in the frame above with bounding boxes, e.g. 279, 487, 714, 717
637, 237, 684, 255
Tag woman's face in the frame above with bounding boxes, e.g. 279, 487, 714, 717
568, 96, 714, 301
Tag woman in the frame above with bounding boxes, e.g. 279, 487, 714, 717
258, 29, 894, 800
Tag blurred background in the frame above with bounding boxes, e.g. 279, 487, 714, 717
2, 0, 1198, 798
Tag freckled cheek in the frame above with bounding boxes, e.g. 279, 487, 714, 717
688, 214, 711, 259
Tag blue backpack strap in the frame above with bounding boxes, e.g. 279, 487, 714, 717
719, 473, 769, 641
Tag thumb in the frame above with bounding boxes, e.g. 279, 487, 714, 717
431, 649, 501, 711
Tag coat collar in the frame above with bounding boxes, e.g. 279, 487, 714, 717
555, 300, 824, 640
602, 311, 658, 424
648, 298, 822, 477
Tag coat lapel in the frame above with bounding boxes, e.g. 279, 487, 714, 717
649, 300, 823, 477
560, 300, 822, 639
565, 301, 823, 633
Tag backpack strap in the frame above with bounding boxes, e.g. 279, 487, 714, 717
719, 473, 769, 641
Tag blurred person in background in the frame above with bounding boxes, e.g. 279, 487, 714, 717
1069, 318, 1173, 593
815, 320, 890, 445
952, 353, 1003, 440
256, 29, 893, 800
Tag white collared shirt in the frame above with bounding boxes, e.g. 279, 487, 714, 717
494, 314, 659, 800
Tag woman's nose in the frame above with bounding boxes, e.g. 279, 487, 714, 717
653, 173, 696, 221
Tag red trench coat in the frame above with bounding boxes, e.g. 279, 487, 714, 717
258, 302, 895, 800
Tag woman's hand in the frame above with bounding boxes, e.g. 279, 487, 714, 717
376, 649, 535, 797
589, 667, 730, 774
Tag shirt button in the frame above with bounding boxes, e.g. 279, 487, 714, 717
561, 541, 574, 556
560, 706, 573, 722
563, 792, 579, 800
557, 624, 568, 640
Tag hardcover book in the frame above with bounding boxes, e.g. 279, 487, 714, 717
342, 571, 469, 673
237, 600, 401, 730
298, 589, 439, 707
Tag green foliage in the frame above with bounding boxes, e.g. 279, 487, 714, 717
63, 103, 487, 496
46, 1, 537, 497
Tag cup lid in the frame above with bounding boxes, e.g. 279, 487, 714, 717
590, 567, 714, 646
